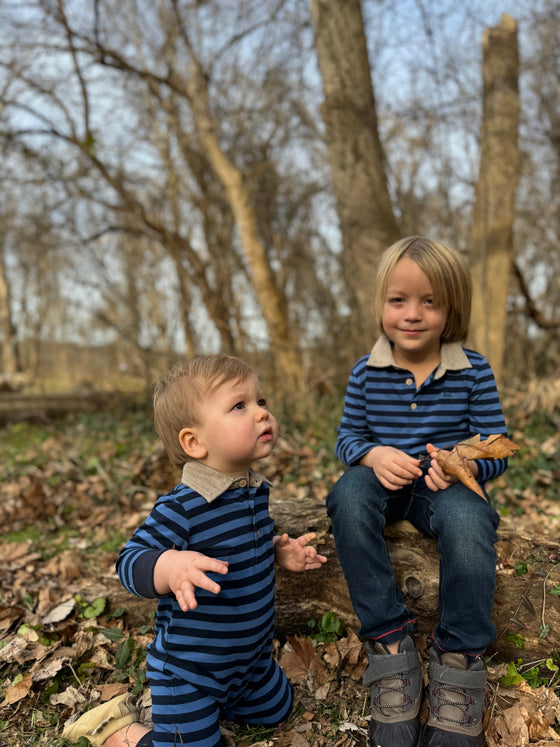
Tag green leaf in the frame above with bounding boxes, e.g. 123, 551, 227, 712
115, 638, 132, 670
538, 623, 550, 639
84, 597, 106, 619
505, 632, 526, 650
105, 607, 125, 621
100, 627, 125, 642
514, 562, 528, 576
545, 658, 559, 673
501, 661, 524, 687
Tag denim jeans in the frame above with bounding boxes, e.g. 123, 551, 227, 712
326, 464, 500, 655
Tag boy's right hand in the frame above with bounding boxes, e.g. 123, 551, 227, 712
360, 446, 422, 490
153, 549, 229, 612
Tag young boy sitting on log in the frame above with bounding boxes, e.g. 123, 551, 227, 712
327, 236, 509, 747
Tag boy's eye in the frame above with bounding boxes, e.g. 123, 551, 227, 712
257, 398, 267, 408
232, 401, 245, 410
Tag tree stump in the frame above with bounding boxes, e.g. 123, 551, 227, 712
272, 495, 560, 664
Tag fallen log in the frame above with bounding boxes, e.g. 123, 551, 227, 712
85, 495, 559, 665
0, 391, 125, 423
271, 495, 560, 664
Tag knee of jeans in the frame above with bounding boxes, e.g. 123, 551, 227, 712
433, 493, 498, 556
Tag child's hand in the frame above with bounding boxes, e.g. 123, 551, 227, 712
424, 442, 478, 492
274, 532, 327, 572
361, 446, 422, 490
154, 549, 229, 612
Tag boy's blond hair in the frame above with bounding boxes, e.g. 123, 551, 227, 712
375, 236, 472, 344
153, 354, 256, 469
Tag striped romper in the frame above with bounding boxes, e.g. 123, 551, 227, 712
116, 461, 293, 747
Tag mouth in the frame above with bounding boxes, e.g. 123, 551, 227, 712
400, 328, 424, 337
259, 427, 273, 442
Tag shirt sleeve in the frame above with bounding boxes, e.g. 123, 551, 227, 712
115, 495, 190, 599
467, 355, 509, 483
335, 357, 379, 467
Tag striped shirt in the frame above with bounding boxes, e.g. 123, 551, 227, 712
335, 336, 508, 483
115, 462, 276, 697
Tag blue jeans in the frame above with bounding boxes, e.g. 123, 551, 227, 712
326, 465, 500, 655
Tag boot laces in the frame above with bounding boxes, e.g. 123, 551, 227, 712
372, 674, 412, 712
430, 684, 476, 726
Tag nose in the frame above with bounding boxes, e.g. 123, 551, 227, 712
255, 403, 269, 420
404, 301, 422, 319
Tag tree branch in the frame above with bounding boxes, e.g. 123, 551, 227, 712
513, 261, 560, 330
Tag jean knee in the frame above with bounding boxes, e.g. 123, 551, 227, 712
432, 490, 499, 563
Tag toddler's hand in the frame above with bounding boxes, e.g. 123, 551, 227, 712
154, 550, 229, 612
274, 532, 327, 572
361, 446, 422, 490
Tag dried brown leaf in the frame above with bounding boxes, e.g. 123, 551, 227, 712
435, 434, 520, 501
279, 636, 316, 682
1, 673, 33, 706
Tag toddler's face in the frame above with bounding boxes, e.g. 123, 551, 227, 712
193, 373, 278, 473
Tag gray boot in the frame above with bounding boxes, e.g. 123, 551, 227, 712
424, 648, 487, 746
364, 634, 423, 747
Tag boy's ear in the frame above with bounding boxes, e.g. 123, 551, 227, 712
179, 427, 207, 459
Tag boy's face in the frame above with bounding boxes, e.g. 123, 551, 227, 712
187, 373, 278, 473
382, 257, 448, 363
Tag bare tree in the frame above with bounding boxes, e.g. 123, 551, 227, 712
310, 0, 400, 354
469, 14, 520, 383
0, 242, 18, 376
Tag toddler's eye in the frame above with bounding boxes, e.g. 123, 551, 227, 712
232, 401, 245, 410
257, 398, 267, 408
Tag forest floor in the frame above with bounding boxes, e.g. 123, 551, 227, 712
0, 386, 559, 746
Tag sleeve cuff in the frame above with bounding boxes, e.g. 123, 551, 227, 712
132, 548, 168, 598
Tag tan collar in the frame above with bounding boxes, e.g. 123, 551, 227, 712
367, 335, 471, 380
181, 461, 267, 503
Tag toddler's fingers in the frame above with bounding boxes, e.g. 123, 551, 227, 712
296, 532, 317, 546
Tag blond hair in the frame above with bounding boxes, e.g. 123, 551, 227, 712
375, 236, 472, 343
153, 354, 257, 469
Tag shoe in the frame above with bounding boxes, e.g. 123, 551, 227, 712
423, 648, 487, 746
364, 634, 423, 747
62, 692, 139, 746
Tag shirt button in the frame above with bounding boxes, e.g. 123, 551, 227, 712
406, 378, 414, 386
239, 479, 247, 487
410, 402, 417, 410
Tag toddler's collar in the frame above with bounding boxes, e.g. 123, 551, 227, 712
181, 461, 268, 503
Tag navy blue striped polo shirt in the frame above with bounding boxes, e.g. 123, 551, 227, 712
335, 336, 508, 484
115, 462, 276, 697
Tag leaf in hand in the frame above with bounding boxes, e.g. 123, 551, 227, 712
435, 434, 520, 501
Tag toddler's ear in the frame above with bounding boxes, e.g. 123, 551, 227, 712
179, 427, 207, 459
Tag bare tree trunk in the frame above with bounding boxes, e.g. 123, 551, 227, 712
469, 14, 520, 383
185, 65, 304, 392
0, 245, 19, 375
310, 0, 400, 353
